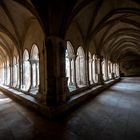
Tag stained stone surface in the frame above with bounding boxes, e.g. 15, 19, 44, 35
0, 77, 140, 140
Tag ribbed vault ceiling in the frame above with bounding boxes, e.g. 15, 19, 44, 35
65, 0, 140, 63
0, 0, 39, 65
0, 0, 139, 65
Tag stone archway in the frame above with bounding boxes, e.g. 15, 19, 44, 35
76, 47, 86, 86
22, 49, 31, 91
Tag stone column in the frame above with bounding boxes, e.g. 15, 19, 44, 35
72, 56, 78, 88
36, 61, 39, 88
91, 59, 95, 84
89, 58, 94, 84
9, 62, 13, 87
15, 63, 19, 89
3, 64, 6, 85
114, 63, 117, 78
85, 51, 90, 86
46, 37, 70, 106
19, 59, 23, 90
92, 58, 96, 83
111, 63, 114, 79
109, 62, 111, 79
0, 66, 2, 84
28, 59, 34, 92
116, 63, 120, 77
105, 59, 109, 81
68, 58, 73, 86
19, 59, 24, 90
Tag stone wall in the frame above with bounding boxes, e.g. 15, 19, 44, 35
120, 60, 140, 76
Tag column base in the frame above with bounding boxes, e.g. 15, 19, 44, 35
46, 77, 70, 106
28, 86, 38, 94
86, 80, 91, 86
57, 77, 70, 103
97, 74, 104, 85
69, 82, 74, 86
74, 82, 79, 89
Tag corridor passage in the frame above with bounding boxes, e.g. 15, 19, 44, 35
0, 77, 140, 140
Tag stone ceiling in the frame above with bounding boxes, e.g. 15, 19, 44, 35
0, 0, 139, 64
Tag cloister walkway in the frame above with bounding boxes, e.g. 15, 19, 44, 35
0, 77, 140, 140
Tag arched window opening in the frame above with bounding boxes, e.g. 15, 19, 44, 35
113, 63, 119, 77
12, 56, 18, 87
76, 47, 86, 87
3, 63, 6, 85
22, 49, 31, 91
65, 50, 70, 84
30, 44, 39, 94
112, 63, 116, 78
0, 58, 10, 86
102, 59, 106, 81
116, 63, 120, 77
6, 60, 10, 85
108, 61, 112, 79
0, 63, 4, 84
65, 41, 76, 91
16, 57, 20, 88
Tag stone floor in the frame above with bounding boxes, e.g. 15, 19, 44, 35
0, 77, 140, 140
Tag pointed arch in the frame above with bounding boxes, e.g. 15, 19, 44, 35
12, 56, 18, 87
31, 44, 39, 60
65, 41, 76, 91
76, 46, 86, 86
67, 41, 75, 57
30, 44, 40, 94
22, 49, 31, 91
